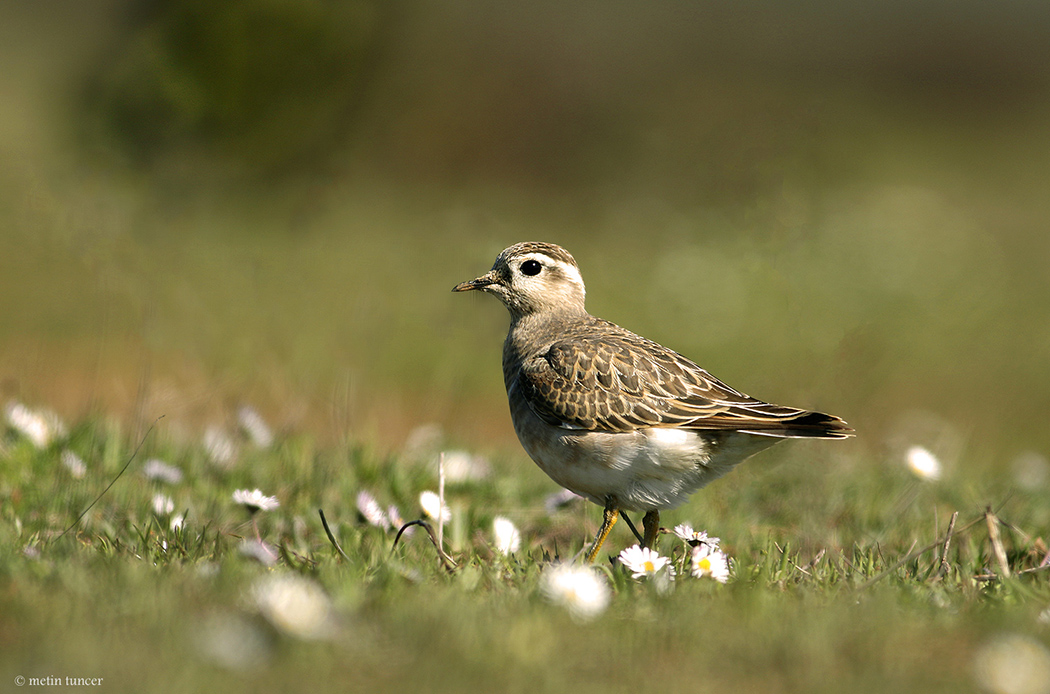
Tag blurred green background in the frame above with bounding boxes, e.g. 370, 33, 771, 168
3, 0, 1050, 466
5, 4, 1050, 694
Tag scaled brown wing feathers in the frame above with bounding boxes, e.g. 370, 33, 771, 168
516, 321, 851, 438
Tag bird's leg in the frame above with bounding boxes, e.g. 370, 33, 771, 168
642, 510, 660, 550
620, 511, 644, 544
585, 499, 619, 563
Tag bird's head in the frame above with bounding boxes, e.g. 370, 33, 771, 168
453, 242, 587, 318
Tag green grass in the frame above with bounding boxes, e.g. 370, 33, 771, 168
3, 414, 1048, 693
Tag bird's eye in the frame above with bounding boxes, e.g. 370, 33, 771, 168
520, 259, 542, 276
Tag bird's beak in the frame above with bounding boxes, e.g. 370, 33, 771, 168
452, 271, 498, 292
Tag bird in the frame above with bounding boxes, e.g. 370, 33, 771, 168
453, 241, 853, 562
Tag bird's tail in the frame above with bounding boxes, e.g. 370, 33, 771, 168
739, 410, 854, 439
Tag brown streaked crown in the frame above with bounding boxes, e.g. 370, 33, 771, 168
495, 242, 579, 270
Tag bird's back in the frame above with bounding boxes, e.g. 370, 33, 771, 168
504, 312, 853, 440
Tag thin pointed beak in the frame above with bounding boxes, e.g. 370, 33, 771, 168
452, 271, 497, 292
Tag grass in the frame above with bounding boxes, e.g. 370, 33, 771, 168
3, 408, 1049, 694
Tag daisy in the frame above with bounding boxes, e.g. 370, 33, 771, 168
618, 545, 674, 580
152, 493, 175, 516
356, 490, 390, 529
197, 613, 271, 671
1038, 607, 1050, 626
1012, 451, 1049, 491
237, 406, 274, 448
492, 516, 521, 555
973, 633, 1050, 694
251, 574, 335, 640
232, 489, 279, 513
204, 427, 237, 467
691, 543, 730, 583
403, 423, 443, 459
539, 563, 610, 621
672, 523, 720, 549
238, 539, 278, 566
419, 490, 451, 525
544, 488, 583, 515
142, 458, 183, 484
906, 445, 942, 481
61, 450, 87, 479
387, 505, 413, 537
438, 450, 491, 482
5, 402, 64, 448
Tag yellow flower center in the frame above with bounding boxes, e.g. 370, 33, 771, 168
697, 558, 711, 572
643, 560, 655, 573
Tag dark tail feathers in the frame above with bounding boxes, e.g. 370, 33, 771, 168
741, 410, 854, 439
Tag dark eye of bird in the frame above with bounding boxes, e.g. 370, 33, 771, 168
520, 259, 542, 276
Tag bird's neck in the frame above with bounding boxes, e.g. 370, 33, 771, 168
507, 306, 586, 338
504, 308, 587, 368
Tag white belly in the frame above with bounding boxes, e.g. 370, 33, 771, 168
509, 396, 780, 512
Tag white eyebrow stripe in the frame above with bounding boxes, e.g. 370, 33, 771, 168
519, 253, 586, 298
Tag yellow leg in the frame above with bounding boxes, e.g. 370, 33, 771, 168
642, 510, 660, 550
585, 500, 619, 563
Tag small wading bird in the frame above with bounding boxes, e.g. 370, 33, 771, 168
454, 242, 853, 562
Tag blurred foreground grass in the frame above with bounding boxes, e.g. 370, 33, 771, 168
2, 411, 1049, 693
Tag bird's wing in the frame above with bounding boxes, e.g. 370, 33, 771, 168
517, 324, 851, 438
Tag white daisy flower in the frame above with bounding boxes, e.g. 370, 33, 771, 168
197, 613, 271, 671
691, 543, 730, 583
152, 493, 175, 516
403, 423, 444, 458
618, 545, 674, 580
237, 406, 274, 448
204, 427, 238, 467
251, 574, 336, 640
1037, 607, 1050, 626
906, 445, 942, 481
142, 458, 183, 484
419, 490, 451, 525
672, 523, 720, 548
238, 539, 277, 566
387, 505, 413, 536
539, 563, 610, 621
973, 633, 1050, 694
61, 450, 87, 479
356, 490, 390, 529
232, 488, 279, 513
170, 514, 186, 532
492, 516, 522, 555
544, 489, 583, 514
5, 402, 64, 448
1012, 451, 1049, 491
436, 450, 491, 482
